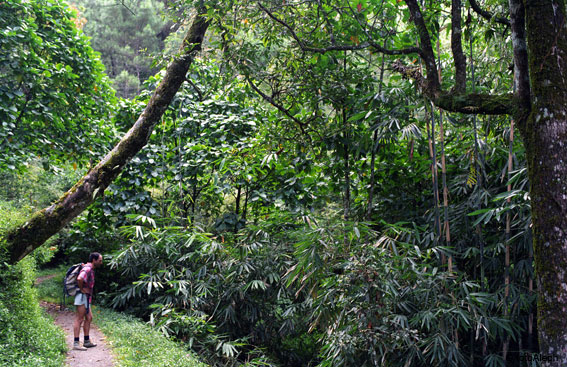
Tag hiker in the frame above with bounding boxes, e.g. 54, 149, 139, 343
72, 252, 103, 350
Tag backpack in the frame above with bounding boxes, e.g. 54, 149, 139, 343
63, 263, 83, 297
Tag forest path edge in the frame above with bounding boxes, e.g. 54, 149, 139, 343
40, 301, 115, 367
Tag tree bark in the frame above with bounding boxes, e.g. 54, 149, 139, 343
522, 1, 567, 363
451, 0, 466, 92
400, 0, 567, 359
404, 0, 440, 95
3, 11, 209, 264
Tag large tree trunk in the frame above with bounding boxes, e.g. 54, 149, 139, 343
523, 1, 567, 363
3, 11, 209, 264
404, 0, 567, 360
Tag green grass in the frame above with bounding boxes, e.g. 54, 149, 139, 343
95, 307, 206, 367
35, 265, 67, 304
35, 267, 207, 367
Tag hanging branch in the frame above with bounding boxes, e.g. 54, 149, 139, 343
440, 111, 452, 271
503, 117, 514, 361
426, 103, 442, 255
468, 32, 488, 358
366, 47, 387, 220
343, 107, 351, 220
468, 0, 510, 26
436, 33, 453, 272
245, 75, 309, 134
435, 23, 458, 346
185, 78, 204, 101
342, 52, 351, 220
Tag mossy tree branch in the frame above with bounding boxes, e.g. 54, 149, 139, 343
391, 60, 517, 115
399, 0, 525, 117
3, 10, 210, 264
434, 92, 515, 115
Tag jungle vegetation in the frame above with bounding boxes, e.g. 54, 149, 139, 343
2, 0, 567, 366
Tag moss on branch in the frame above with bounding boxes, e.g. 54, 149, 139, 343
434, 92, 516, 115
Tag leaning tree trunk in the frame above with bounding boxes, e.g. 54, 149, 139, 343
523, 0, 567, 363
3, 11, 209, 264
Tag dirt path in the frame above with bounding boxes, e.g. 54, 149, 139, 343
35, 273, 57, 285
41, 302, 116, 367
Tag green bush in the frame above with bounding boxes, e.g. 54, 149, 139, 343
0, 258, 66, 367
110, 213, 300, 366
0, 199, 66, 367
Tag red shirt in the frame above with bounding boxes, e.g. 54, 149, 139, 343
77, 263, 95, 303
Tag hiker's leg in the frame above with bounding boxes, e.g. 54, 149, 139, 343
83, 307, 92, 337
73, 305, 86, 338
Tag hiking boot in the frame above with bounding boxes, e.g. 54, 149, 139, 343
83, 340, 97, 348
73, 342, 87, 351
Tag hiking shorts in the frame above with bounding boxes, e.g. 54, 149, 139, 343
74, 293, 89, 307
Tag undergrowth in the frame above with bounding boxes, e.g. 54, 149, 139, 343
36, 265, 67, 304
0, 255, 67, 367
95, 307, 206, 367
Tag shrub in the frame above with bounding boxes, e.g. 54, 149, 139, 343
0, 258, 67, 367
0, 199, 66, 367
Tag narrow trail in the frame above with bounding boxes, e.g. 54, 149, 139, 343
38, 275, 116, 367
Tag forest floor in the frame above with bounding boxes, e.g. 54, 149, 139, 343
37, 276, 116, 367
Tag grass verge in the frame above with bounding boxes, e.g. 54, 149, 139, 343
94, 307, 206, 367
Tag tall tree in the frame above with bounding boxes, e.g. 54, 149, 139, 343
403, 0, 566, 362
77, 0, 169, 98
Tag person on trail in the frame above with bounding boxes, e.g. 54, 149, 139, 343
73, 252, 103, 351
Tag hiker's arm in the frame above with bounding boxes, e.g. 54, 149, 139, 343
77, 277, 89, 294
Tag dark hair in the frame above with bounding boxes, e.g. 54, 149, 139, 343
89, 252, 101, 262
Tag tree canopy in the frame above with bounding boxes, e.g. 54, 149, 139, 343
0, 0, 115, 170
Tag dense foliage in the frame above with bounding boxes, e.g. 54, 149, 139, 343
0, 0, 541, 366
0, 0, 115, 170
72, 54, 531, 366
0, 203, 66, 367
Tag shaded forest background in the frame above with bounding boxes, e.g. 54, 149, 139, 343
0, 0, 537, 366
